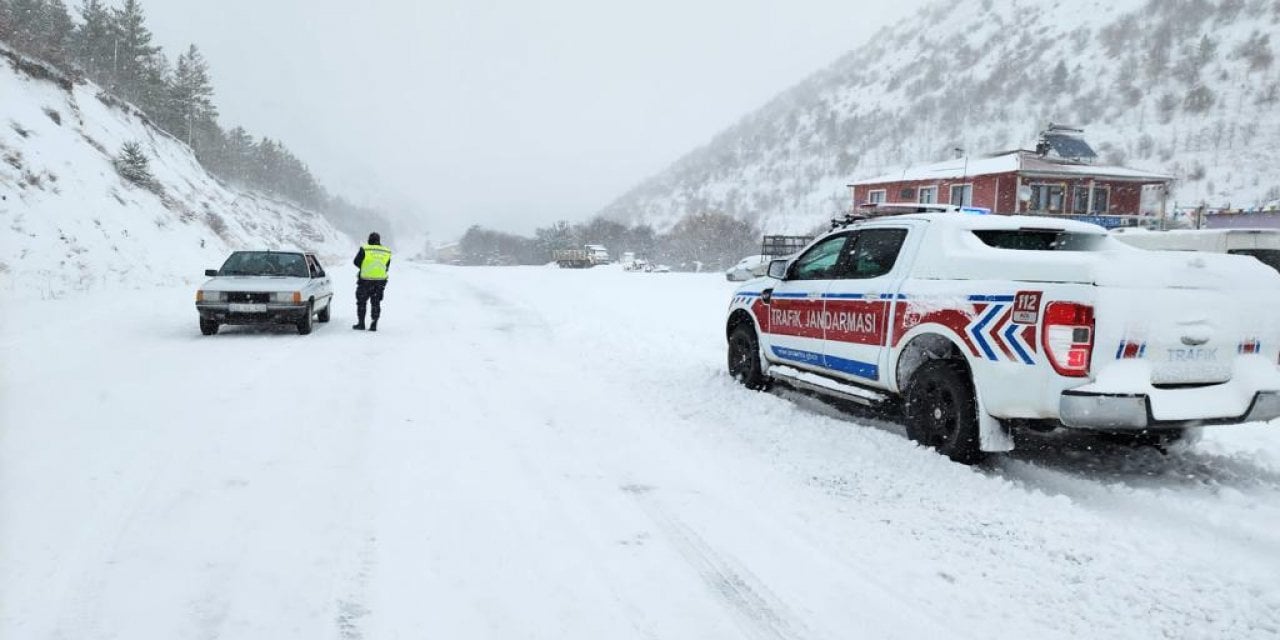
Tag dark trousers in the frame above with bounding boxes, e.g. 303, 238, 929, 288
355, 279, 387, 321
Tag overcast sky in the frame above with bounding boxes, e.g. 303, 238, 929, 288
144, 0, 931, 239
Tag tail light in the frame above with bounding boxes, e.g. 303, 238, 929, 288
1042, 302, 1094, 377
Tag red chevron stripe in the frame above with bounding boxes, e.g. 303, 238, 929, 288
1021, 325, 1038, 353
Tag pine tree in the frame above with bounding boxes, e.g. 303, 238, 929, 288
171, 45, 218, 147
5, 0, 73, 63
71, 0, 117, 80
0, 0, 11, 37
114, 140, 156, 189
221, 126, 255, 185
111, 0, 159, 98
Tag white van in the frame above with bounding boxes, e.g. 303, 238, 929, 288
1112, 228, 1280, 273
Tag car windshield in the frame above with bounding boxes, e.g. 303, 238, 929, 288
218, 251, 310, 277
1228, 249, 1280, 273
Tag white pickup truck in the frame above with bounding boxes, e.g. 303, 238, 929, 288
725, 212, 1280, 463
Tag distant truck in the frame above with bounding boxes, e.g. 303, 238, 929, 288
553, 244, 611, 268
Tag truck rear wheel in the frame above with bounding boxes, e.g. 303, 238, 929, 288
727, 323, 770, 390
905, 360, 984, 464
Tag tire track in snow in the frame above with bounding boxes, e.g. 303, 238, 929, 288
622, 485, 811, 640
334, 534, 377, 640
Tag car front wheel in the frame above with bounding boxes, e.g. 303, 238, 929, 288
317, 300, 331, 323
199, 318, 219, 336
727, 323, 770, 390
296, 302, 314, 335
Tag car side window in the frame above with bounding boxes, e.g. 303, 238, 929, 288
789, 234, 851, 281
837, 228, 908, 279
307, 256, 325, 278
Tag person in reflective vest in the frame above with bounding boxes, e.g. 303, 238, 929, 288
352, 232, 392, 331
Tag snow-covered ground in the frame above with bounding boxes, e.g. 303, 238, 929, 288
2, 264, 1279, 639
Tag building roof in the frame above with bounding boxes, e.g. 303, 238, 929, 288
849, 151, 1172, 186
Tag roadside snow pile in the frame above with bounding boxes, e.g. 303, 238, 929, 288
0, 44, 351, 300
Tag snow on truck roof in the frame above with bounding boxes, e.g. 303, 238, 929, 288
847, 210, 1108, 234
879, 213, 1109, 233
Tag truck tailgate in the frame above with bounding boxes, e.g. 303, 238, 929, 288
1087, 251, 1280, 420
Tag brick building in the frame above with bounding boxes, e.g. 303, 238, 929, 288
849, 146, 1172, 219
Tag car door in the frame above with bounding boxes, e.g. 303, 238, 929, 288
820, 226, 912, 387
760, 233, 852, 372
305, 254, 332, 305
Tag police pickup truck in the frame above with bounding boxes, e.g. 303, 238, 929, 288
725, 208, 1280, 463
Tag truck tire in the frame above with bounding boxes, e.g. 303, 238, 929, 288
296, 302, 314, 335
905, 359, 984, 464
727, 323, 770, 390
199, 318, 219, 336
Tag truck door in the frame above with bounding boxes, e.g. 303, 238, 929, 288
820, 226, 911, 388
761, 233, 852, 372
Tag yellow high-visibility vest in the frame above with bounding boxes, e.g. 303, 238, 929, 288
360, 244, 392, 280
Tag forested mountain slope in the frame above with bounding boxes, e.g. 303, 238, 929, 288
600, 0, 1280, 233
0, 44, 350, 298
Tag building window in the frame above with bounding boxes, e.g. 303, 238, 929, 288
1070, 186, 1111, 214
1091, 187, 1109, 213
1029, 183, 1065, 212
918, 186, 936, 204
867, 189, 886, 204
1071, 187, 1088, 214
949, 184, 972, 207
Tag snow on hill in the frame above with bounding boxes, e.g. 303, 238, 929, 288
0, 43, 352, 300
599, 0, 1280, 233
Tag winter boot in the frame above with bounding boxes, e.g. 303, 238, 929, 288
369, 319, 378, 332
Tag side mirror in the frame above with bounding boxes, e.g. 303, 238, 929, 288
767, 259, 789, 280
204, 269, 219, 277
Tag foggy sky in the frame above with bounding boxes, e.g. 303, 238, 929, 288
144, 0, 931, 239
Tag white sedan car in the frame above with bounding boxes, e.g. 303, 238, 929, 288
725, 254, 772, 281
195, 250, 334, 335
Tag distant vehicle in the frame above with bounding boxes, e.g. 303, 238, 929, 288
1112, 228, 1280, 273
585, 244, 610, 263
725, 254, 772, 281
553, 244, 610, 268
760, 234, 815, 258
195, 250, 333, 335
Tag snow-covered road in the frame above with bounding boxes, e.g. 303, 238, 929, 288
3, 264, 1279, 639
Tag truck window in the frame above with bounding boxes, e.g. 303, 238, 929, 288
973, 229, 1106, 251
838, 228, 907, 279
790, 235, 850, 280
1228, 249, 1280, 273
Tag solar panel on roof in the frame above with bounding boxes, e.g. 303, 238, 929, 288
1043, 133, 1097, 160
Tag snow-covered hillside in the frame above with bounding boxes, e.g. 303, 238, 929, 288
0, 43, 352, 299
600, 0, 1280, 233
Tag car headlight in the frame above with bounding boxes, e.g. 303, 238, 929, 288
197, 290, 224, 302
272, 291, 303, 303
